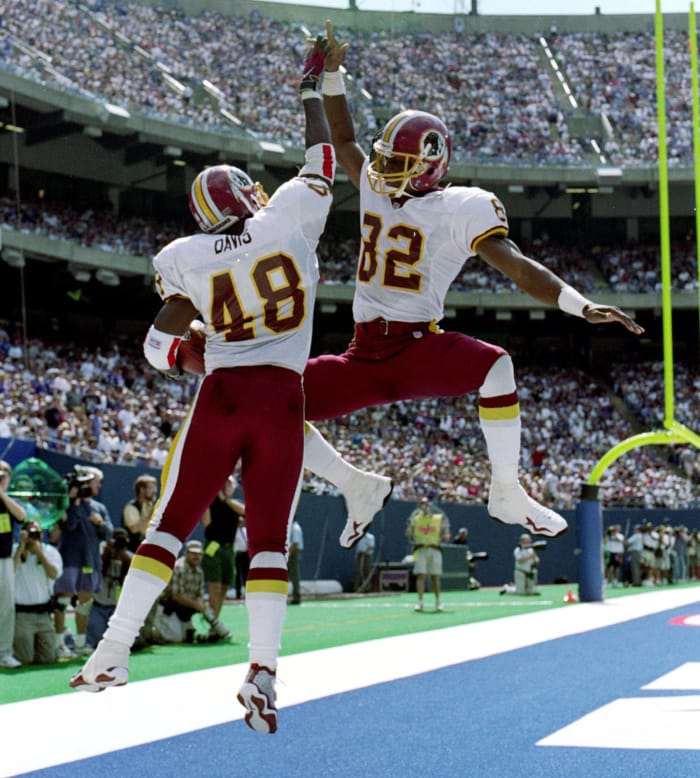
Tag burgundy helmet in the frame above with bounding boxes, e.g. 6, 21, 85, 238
368, 110, 451, 196
188, 165, 268, 233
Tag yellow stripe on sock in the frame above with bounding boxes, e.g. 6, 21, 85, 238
479, 403, 520, 421
131, 554, 173, 584
246, 580, 289, 595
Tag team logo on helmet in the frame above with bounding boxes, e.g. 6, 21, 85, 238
368, 110, 452, 197
188, 165, 268, 234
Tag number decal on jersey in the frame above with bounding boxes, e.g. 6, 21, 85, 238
211, 272, 255, 341
210, 253, 305, 341
491, 197, 507, 223
255, 254, 305, 333
358, 213, 382, 282
358, 212, 424, 291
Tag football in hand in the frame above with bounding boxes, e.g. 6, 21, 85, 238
176, 323, 206, 375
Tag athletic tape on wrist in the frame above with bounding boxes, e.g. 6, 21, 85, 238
321, 69, 346, 96
557, 286, 590, 317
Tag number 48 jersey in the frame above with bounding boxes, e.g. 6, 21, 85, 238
154, 175, 332, 375
354, 159, 509, 324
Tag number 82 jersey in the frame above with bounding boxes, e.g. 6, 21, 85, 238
354, 159, 509, 324
154, 175, 332, 375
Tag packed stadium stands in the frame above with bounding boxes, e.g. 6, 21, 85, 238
1, 1, 697, 164
1, 1, 699, 513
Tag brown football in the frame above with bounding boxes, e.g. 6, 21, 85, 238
176, 327, 206, 375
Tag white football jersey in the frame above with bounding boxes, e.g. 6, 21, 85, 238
154, 176, 332, 375
353, 160, 509, 323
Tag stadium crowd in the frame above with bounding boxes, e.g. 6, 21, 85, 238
0, 1, 697, 166
0, 325, 697, 511
2, 195, 697, 294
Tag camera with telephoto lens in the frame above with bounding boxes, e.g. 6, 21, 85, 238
531, 540, 548, 550
64, 467, 94, 498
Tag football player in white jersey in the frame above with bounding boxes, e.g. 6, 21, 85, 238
70, 38, 336, 734
301, 20, 644, 546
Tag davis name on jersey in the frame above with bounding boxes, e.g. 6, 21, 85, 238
354, 159, 509, 324
154, 175, 332, 375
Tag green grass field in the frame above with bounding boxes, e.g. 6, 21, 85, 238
4, 582, 699, 705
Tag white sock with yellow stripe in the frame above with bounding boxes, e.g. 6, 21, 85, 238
479, 355, 521, 485
246, 551, 288, 670
103, 531, 181, 648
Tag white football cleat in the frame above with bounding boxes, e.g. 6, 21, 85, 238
237, 664, 278, 734
488, 482, 568, 538
340, 473, 393, 549
69, 638, 129, 693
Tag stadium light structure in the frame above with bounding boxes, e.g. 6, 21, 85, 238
2, 248, 25, 268
202, 80, 226, 101
258, 140, 285, 155
161, 72, 191, 98
100, 102, 130, 126
95, 268, 120, 287
69, 264, 92, 283
220, 108, 243, 127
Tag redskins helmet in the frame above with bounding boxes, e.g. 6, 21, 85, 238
368, 110, 451, 197
189, 165, 268, 233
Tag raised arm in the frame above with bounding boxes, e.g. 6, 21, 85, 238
299, 35, 332, 151
477, 235, 644, 334
321, 19, 367, 189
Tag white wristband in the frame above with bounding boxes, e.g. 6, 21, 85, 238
300, 90, 322, 101
557, 286, 590, 318
322, 69, 346, 96
144, 325, 181, 371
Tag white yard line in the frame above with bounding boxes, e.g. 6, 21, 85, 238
3, 587, 699, 776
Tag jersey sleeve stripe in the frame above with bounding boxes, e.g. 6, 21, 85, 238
322, 143, 335, 182
470, 226, 508, 254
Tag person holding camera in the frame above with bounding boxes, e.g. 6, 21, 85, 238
13, 520, 63, 665
152, 540, 230, 644
84, 528, 132, 653
0, 459, 27, 668
53, 466, 113, 657
501, 534, 541, 595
